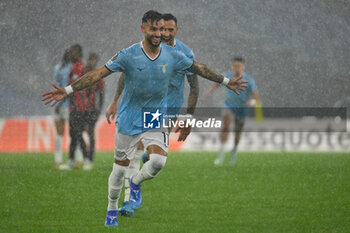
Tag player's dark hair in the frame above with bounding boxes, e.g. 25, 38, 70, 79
71, 44, 83, 59
142, 10, 162, 24
88, 53, 99, 60
233, 56, 245, 64
61, 48, 71, 67
162, 13, 177, 25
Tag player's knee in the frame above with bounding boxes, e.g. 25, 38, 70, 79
109, 163, 128, 187
149, 154, 167, 171
128, 158, 139, 170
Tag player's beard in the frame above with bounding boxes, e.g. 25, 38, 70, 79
146, 34, 161, 48
161, 36, 174, 46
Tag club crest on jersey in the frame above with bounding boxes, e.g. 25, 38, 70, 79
159, 64, 168, 74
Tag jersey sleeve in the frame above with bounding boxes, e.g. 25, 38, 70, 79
249, 78, 258, 92
105, 49, 128, 73
175, 49, 194, 73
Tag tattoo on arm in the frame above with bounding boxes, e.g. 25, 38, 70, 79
188, 61, 224, 84
113, 73, 125, 103
186, 74, 199, 115
71, 66, 111, 92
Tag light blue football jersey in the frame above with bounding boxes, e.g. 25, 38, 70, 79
53, 63, 72, 108
223, 72, 257, 118
166, 39, 195, 115
105, 42, 193, 135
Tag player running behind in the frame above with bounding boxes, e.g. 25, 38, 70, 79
60, 44, 89, 170
105, 13, 199, 216
53, 49, 72, 169
42, 10, 248, 227
84, 53, 105, 170
203, 57, 259, 166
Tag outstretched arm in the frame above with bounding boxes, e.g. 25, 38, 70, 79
188, 61, 248, 94
106, 73, 125, 124
247, 91, 260, 107
42, 66, 111, 106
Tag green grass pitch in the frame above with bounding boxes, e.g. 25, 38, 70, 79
1, 152, 350, 233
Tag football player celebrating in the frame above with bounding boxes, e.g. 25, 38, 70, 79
105, 13, 199, 217
42, 10, 248, 227
204, 57, 259, 166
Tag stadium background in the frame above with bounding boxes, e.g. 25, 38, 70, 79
1, 0, 349, 117
1, 0, 349, 153
1, 1, 350, 233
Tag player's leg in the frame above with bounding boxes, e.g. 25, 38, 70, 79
231, 116, 245, 165
54, 118, 64, 167
62, 111, 78, 170
76, 113, 88, 168
215, 110, 231, 165
84, 111, 97, 170
105, 130, 140, 226
141, 116, 174, 165
120, 141, 144, 216
106, 159, 129, 227
130, 130, 169, 209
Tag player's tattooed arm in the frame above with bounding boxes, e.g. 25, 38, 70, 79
42, 66, 111, 106
176, 74, 199, 142
188, 62, 224, 83
188, 61, 248, 95
72, 66, 111, 91
186, 74, 199, 115
106, 73, 125, 124
113, 73, 125, 102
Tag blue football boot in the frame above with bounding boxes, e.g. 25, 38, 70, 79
105, 210, 118, 227
130, 178, 142, 210
118, 201, 134, 217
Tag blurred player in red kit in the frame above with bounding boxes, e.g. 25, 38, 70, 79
83, 53, 105, 170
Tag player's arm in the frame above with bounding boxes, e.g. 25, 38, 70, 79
186, 74, 199, 115
97, 80, 105, 114
106, 73, 125, 124
42, 66, 111, 106
188, 61, 248, 94
176, 74, 199, 142
252, 91, 259, 102
248, 91, 260, 107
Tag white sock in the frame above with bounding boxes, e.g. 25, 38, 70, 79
107, 163, 128, 210
54, 135, 63, 164
217, 141, 225, 161
124, 150, 143, 202
132, 154, 167, 185
75, 146, 83, 163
